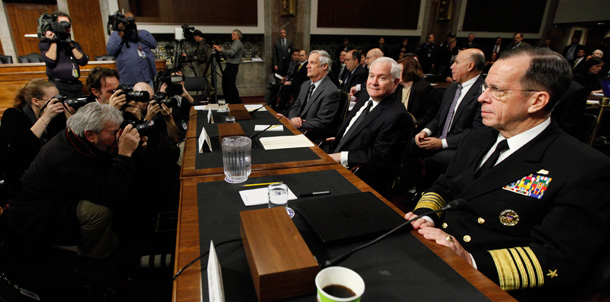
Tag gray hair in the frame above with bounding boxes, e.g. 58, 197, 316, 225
369, 57, 401, 80
311, 50, 333, 72
67, 102, 123, 136
233, 29, 242, 40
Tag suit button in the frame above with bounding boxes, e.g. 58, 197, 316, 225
442, 222, 448, 229
463, 235, 472, 243
477, 217, 485, 224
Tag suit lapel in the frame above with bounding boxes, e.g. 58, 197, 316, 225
337, 96, 391, 149
459, 124, 561, 201
302, 77, 328, 115
452, 76, 482, 124
439, 83, 458, 129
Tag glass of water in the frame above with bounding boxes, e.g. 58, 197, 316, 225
268, 183, 288, 209
221, 136, 251, 183
218, 99, 228, 112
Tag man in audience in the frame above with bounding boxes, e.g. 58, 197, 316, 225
407, 48, 485, 190
417, 34, 437, 73
340, 50, 367, 93
192, 30, 213, 96
562, 36, 583, 64
39, 11, 88, 97
86, 67, 126, 110
8, 102, 142, 259
213, 29, 245, 103
489, 37, 503, 57
330, 50, 348, 86
277, 49, 308, 112
272, 29, 293, 76
405, 47, 610, 301
328, 57, 411, 192
507, 32, 530, 49
365, 48, 384, 69
460, 33, 479, 50
280, 50, 341, 131
106, 13, 157, 87
571, 46, 586, 71
266, 49, 299, 110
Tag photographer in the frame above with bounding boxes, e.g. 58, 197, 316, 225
0, 80, 75, 197
213, 29, 244, 104
39, 11, 88, 97
7, 102, 144, 261
192, 30, 213, 96
132, 82, 180, 144
86, 66, 127, 110
106, 12, 157, 87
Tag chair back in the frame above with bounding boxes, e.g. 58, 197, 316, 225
0, 54, 13, 64
579, 113, 597, 144
184, 77, 207, 98
17, 53, 44, 63
95, 54, 115, 61
335, 91, 351, 127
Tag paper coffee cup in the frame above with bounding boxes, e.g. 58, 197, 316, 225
315, 266, 365, 302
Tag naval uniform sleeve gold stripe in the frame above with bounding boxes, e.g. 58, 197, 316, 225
414, 192, 446, 219
515, 247, 538, 288
489, 247, 545, 290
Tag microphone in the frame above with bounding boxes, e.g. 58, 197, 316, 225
322, 198, 466, 267
248, 99, 299, 140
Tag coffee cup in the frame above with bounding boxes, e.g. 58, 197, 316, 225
315, 266, 365, 302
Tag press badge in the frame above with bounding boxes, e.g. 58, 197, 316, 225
138, 47, 146, 58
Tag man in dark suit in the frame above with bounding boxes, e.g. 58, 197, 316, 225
339, 50, 368, 93
407, 48, 486, 189
272, 29, 293, 76
329, 57, 411, 191
507, 32, 531, 50
460, 33, 479, 50
488, 37, 503, 58
562, 36, 583, 65
406, 47, 610, 301
329, 50, 347, 86
277, 49, 309, 112
281, 50, 341, 131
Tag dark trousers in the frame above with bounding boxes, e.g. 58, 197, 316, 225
222, 63, 240, 104
51, 80, 84, 98
403, 138, 455, 191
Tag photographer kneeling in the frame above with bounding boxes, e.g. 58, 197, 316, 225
7, 102, 145, 260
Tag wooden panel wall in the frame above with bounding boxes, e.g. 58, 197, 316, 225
67, 0, 107, 58
5, 3, 57, 57
118, 0, 257, 26
316, 0, 420, 30
462, 0, 547, 33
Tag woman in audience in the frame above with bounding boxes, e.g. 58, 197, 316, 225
439, 37, 458, 82
482, 52, 498, 75
573, 57, 604, 95
0, 79, 68, 196
397, 57, 437, 131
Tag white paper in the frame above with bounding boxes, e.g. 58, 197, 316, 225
259, 134, 315, 150
195, 104, 219, 111
207, 241, 225, 302
254, 124, 284, 131
274, 73, 283, 79
245, 104, 267, 112
198, 127, 212, 153
239, 187, 298, 206
587, 100, 600, 106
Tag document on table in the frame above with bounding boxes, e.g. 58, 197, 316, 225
195, 104, 219, 110
245, 104, 267, 111
259, 134, 314, 150
239, 187, 298, 206
254, 124, 284, 131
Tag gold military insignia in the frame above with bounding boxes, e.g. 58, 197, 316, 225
463, 235, 471, 242
477, 217, 485, 224
499, 209, 519, 226
546, 269, 558, 279
442, 222, 448, 229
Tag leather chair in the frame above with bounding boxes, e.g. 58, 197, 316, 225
184, 77, 207, 98
17, 53, 44, 63
95, 54, 115, 61
302, 91, 350, 142
0, 54, 13, 64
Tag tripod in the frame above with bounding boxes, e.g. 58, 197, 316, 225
203, 50, 224, 104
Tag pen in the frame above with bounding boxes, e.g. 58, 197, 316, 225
299, 191, 331, 197
269, 125, 280, 129
241, 181, 282, 187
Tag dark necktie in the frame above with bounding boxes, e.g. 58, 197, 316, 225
299, 84, 316, 116
335, 100, 373, 152
439, 84, 462, 139
476, 139, 509, 178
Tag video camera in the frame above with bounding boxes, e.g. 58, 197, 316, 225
53, 95, 91, 111
181, 24, 195, 41
157, 70, 185, 97
37, 13, 71, 42
113, 84, 150, 103
121, 120, 155, 137
107, 11, 138, 42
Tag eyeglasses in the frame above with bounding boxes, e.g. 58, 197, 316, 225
481, 84, 542, 99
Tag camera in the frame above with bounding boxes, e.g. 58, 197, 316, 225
181, 24, 195, 41
37, 13, 71, 42
121, 120, 155, 137
156, 70, 184, 97
107, 11, 138, 42
53, 95, 91, 111
151, 92, 178, 108
113, 84, 150, 103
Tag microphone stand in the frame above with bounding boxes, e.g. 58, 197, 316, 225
322, 199, 466, 267
248, 99, 299, 140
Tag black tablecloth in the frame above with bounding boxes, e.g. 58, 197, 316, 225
194, 110, 321, 170
193, 169, 490, 301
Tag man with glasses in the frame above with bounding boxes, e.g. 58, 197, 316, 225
406, 48, 485, 190
405, 47, 610, 300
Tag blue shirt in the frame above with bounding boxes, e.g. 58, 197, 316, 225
107, 30, 157, 86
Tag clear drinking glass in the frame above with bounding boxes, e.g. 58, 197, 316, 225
225, 116, 236, 123
217, 99, 228, 112
221, 136, 251, 183
268, 183, 288, 209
